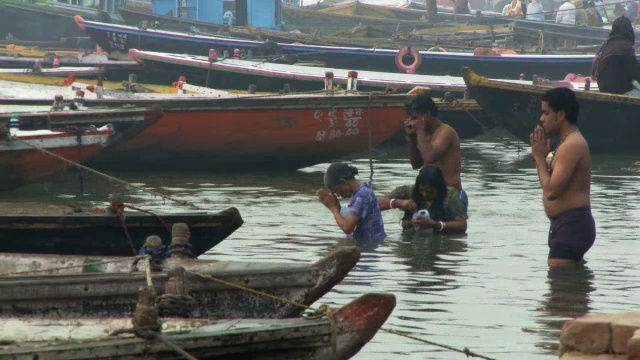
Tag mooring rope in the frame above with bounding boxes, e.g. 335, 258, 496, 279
188, 270, 496, 359
12, 136, 200, 209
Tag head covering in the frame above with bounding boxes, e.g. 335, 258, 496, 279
574, 0, 584, 8
609, 16, 635, 44
323, 163, 358, 188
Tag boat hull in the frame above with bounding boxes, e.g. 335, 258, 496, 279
90, 95, 407, 169
0, 292, 394, 360
0, 126, 112, 191
0, 207, 243, 256
0, 246, 357, 319
462, 67, 640, 152
77, 17, 602, 79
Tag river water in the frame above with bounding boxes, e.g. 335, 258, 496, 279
4, 129, 640, 359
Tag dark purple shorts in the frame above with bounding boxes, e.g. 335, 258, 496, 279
548, 207, 596, 261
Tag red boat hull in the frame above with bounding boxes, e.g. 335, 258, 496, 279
99, 98, 406, 169
0, 129, 111, 191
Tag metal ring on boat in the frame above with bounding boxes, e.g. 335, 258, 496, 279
395, 46, 422, 73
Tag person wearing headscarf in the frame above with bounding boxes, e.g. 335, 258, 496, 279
574, 0, 589, 26
316, 162, 386, 245
592, 16, 640, 94
378, 164, 467, 234
556, 0, 576, 24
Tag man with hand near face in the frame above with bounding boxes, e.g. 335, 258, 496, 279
404, 94, 467, 211
530, 87, 595, 267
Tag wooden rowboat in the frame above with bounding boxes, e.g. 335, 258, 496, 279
0, 292, 394, 360
76, 16, 618, 78
0, 246, 358, 319
0, 204, 243, 256
462, 67, 640, 152
0, 92, 409, 170
0, 125, 113, 192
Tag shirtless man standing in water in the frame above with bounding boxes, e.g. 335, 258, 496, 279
530, 87, 596, 267
403, 94, 468, 210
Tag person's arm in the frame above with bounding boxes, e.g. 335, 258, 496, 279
415, 128, 449, 164
330, 209, 360, 234
530, 128, 581, 201
379, 186, 417, 212
441, 216, 467, 234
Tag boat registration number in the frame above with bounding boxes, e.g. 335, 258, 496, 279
314, 108, 363, 141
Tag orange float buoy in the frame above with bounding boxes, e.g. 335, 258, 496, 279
395, 46, 422, 73
427, 46, 447, 52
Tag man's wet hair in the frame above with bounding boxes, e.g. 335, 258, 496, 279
405, 93, 439, 117
542, 87, 579, 124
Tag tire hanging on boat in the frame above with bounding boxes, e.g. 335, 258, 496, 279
395, 46, 422, 73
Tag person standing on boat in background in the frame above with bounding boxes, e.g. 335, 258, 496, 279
592, 16, 640, 95
504, 0, 525, 16
556, 0, 577, 24
574, 0, 590, 25
316, 163, 386, 246
223, 10, 234, 26
404, 94, 468, 212
378, 164, 468, 233
527, 0, 546, 20
584, 1, 604, 26
530, 88, 595, 267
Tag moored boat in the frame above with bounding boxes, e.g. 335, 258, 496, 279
0, 124, 113, 191
0, 66, 104, 77
462, 67, 640, 152
0, 204, 243, 256
75, 16, 615, 78
0, 92, 409, 170
0, 245, 358, 319
0, 291, 394, 360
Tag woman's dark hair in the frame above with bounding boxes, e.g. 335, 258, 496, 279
324, 162, 358, 188
404, 164, 449, 221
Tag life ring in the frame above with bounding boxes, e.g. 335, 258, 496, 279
427, 47, 447, 52
395, 46, 422, 73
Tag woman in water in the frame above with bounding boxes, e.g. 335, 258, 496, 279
316, 162, 386, 245
379, 164, 467, 234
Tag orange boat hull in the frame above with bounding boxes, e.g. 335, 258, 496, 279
102, 99, 406, 169
0, 144, 105, 191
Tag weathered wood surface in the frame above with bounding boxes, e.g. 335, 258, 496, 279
0, 293, 395, 360
0, 246, 360, 318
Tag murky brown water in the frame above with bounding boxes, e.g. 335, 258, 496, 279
4, 129, 640, 359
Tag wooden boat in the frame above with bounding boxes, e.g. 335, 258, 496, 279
118, 6, 506, 51
0, 124, 113, 192
0, 204, 243, 256
512, 19, 640, 49
0, 66, 103, 77
462, 67, 640, 152
75, 16, 619, 78
0, 245, 358, 318
0, 92, 409, 169
0, 3, 95, 46
0, 54, 141, 71
0, 292, 394, 360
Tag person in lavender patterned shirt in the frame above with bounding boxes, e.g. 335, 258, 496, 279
316, 163, 386, 246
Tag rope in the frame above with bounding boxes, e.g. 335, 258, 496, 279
0, 255, 149, 277
156, 294, 196, 318
380, 328, 497, 360
123, 203, 173, 235
11, 136, 200, 210
110, 319, 198, 360
188, 270, 494, 359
